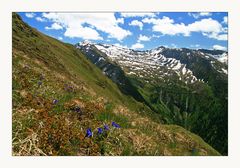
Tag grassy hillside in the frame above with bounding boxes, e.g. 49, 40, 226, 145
12, 13, 220, 156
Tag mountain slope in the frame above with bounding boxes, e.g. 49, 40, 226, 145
12, 13, 221, 156
77, 41, 228, 155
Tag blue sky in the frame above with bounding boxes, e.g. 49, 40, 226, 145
18, 12, 228, 51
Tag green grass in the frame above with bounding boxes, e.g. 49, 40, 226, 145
95, 111, 131, 129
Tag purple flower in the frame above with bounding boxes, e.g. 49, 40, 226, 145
75, 106, 81, 113
52, 99, 58, 105
64, 84, 74, 92
112, 122, 120, 128
97, 128, 103, 135
38, 81, 42, 86
85, 128, 92, 138
104, 124, 109, 131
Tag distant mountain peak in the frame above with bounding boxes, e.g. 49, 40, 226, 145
78, 40, 94, 46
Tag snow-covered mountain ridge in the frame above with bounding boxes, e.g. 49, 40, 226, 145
76, 41, 227, 85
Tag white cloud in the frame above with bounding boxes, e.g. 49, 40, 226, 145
188, 12, 212, 19
213, 45, 227, 51
25, 13, 35, 18
117, 18, 124, 24
203, 32, 227, 41
45, 23, 63, 30
143, 17, 227, 41
188, 18, 222, 33
129, 20, 143, 30
58, 37, 63, 40
222, 16, 228, 24
138, 34, 151, 42
143, 16, 190, 36
42, 12, 131, 41
152, 34, 161, 38
199, 12, 212, 16
120, 12, 156, 18
36, 17, 46, 22
131, 43, 144, 50
190, 44, 200, 48
114, 43, 127, 48
64, 26, 103, 40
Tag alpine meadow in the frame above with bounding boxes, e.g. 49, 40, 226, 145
12, 12, 228, 156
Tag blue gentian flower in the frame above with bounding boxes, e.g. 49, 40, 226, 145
75, 106, 81, 113
52, 99, 58, 105
64, 84, 74, 92
97, 128, 103, 135
64, 84, 68, 90
104, 124, 109, 131
112, 122, 120, 128
38, 81, 42, 86
85, 128, 92, 138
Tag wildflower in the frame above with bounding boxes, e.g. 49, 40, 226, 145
52, 99, 58, 105
112, 122, 120, 128
104, 124, 109, 131
38, 81, 42, 86
75, 106, 81, 113
63, 84, 74, 92
85, 128, 92, 138
97, 128, 103, 135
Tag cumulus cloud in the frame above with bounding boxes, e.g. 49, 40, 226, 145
131, 43, 144, 49
129, 20, 143, 30
143, 17, 227, 40
120, 12, 156, 18
42, 12, 131, 41
213, 45, 227, 51
143, 16, 190, 36
138, 34, 151, 42
203, 32, 227, 41
116, 18, 124, 24
222, 16, 228, 24
58, 37, 63, 40
25, 13, 35, 18
36, 17, 46, 22
64, 26, 103, 40
45, 23, 63, 30
188, 12, 212, 19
